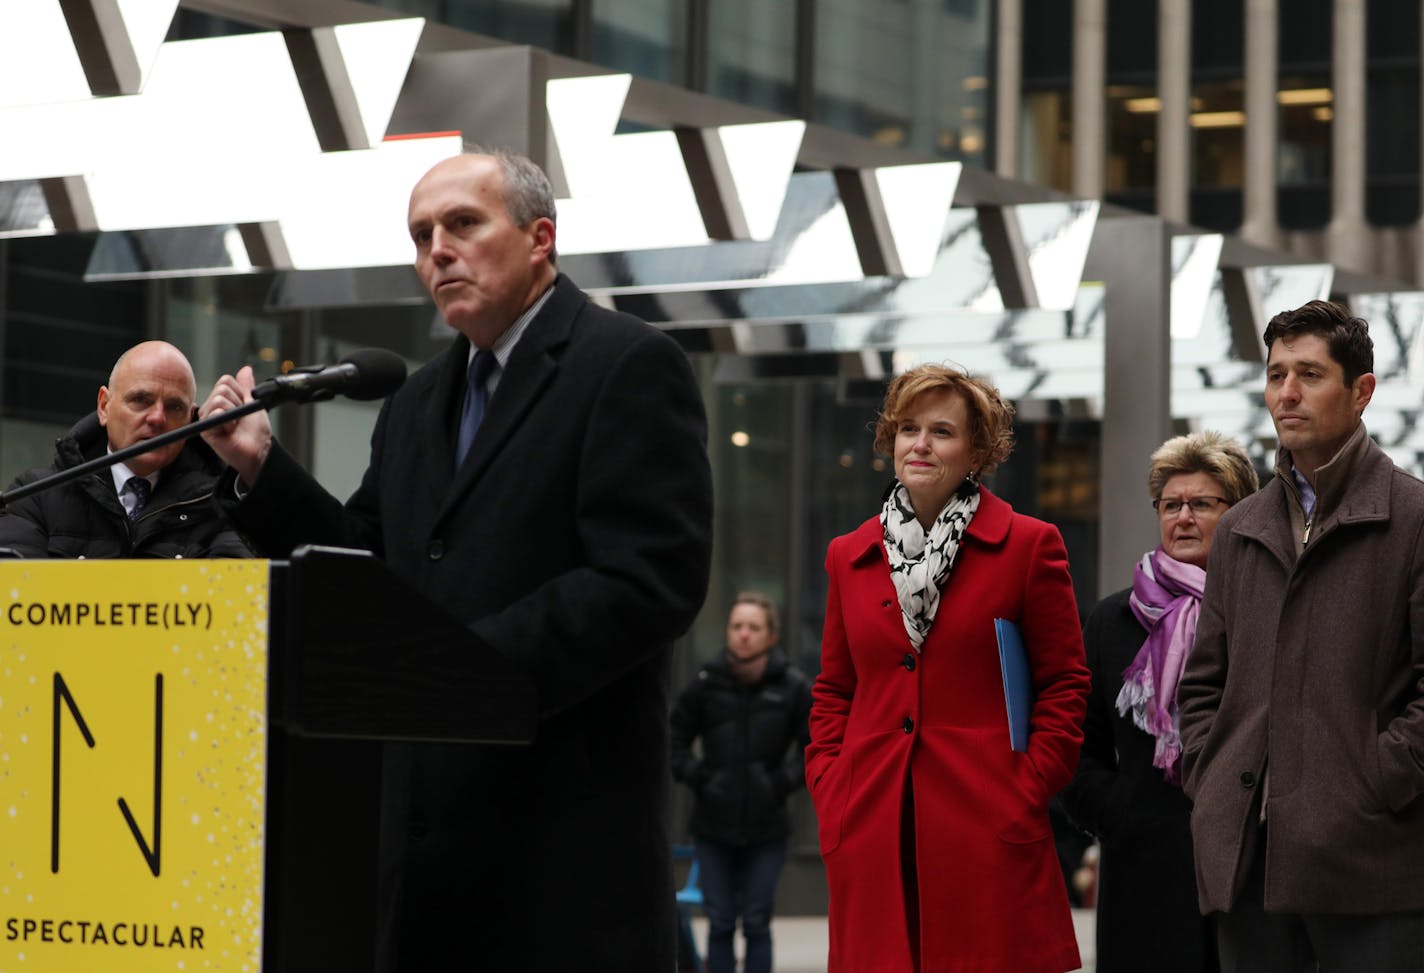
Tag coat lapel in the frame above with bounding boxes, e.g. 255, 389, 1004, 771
1225, 479, 1295, 570
418, 338, 470, 504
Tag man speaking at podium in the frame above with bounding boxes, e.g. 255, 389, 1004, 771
199, 149, 713, 970
0, 340, 251, 559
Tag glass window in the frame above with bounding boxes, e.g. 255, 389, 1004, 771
1107, 0, 1157, 80
1019, 91, 1073, 191
1277, 74, 1332, 230
1277, 0, 1331, 230
1191, 0, 1245, 76
1278, 0, 1331, 71
1105, 85, 1158, 199
1022, 0, 1072, 88
707, 0, 796, 115
378, 0, 577, 55
1104, 0, 1157, 211
814, 0, 990, 163
1, 236, 144, 477
1366, 3, 1421, 226
1189, 82, 1244, 230
591, 0, 687, 84
166, 9, 263, 40
3, 237, 144, 427
1189, 0, 1244, 231
687, 375, 796, 665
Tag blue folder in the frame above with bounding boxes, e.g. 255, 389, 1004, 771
994, 618, 1033, 752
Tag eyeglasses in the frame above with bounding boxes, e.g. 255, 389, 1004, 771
1152, 496, 1230, 517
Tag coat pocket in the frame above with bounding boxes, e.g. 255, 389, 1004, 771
811, 750, 855, 857
996, 752, 1054, 845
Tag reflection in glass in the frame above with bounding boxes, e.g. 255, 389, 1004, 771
375, 0, 575, 54
1366, 0, 1420, 228
1106, 85, 1157, 196
814, 0, 989, 163
1019, 91, 1072, 192
592, 0, 686, 84
1190, 82, 1244, 188
1189, 81, 1244, 230
1277, 78, 1331, 188
707, 0, 796, 115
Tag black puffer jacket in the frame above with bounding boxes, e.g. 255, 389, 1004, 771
669, 649, 812, 845
0, 412, 252, 559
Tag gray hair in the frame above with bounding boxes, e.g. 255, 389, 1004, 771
465, 144, 558, 262
1147, 430, 1259, 505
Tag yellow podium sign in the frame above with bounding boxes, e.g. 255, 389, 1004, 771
0, 560, 269, 973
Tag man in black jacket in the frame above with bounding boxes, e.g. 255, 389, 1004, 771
199, 149, 713, 970
670, 592, 812, 973
0, 340, 250, 558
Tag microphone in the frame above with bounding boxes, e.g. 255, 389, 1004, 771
251, 348, 407, 404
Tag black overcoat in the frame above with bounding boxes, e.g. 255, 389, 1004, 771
224, 275, 714, 970
1058, 587, 1217, 973
0, 412, 252, 558
669, 650, 812, 845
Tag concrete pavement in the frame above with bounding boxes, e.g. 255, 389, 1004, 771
688, 909, 1097, 972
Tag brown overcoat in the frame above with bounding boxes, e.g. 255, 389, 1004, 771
1179, 427, 1424, 915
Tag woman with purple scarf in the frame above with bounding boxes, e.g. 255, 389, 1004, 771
1060, 431, 1258, 973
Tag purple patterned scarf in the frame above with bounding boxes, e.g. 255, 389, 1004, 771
1116, 546, 1206, 785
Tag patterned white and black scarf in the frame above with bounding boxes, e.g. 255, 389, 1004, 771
881, 480, 980, 651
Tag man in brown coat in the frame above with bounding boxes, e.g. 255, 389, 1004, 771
1179, 299, 1424, 972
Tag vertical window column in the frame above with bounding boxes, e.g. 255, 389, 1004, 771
1073, 0, 1108, 197
1242, 0, 1279, 246
1158, 0, 1191, 221
996, 0, 1023, 178
1328, 0, 1368, 265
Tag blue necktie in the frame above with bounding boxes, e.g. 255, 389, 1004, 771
125, 476, 152, 520
456, 350, 497, 467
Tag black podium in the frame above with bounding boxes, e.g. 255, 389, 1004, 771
262, 546, 536, 971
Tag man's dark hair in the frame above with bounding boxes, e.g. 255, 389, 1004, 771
1262, 299, 1374, 385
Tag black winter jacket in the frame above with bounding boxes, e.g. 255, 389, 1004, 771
0, 412, 252, 559
669, 649, 812, 845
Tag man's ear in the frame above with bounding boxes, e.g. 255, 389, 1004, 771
529, 216, 555, 262
1353, 372, 1377, 416
96, 386, 111, 426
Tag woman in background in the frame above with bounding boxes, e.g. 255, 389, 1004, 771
671, 592, 812, 973
1059, 430, 1258, 973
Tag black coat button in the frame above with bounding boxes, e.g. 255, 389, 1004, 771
1240, 771, 1256, 788
902, 653, 917, 671
902, 716, 914, 733
427, 539, 444, 560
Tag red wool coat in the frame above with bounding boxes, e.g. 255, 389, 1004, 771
807, 488, 1090, 973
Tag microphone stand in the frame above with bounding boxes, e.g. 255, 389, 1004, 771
0, 398, 270, 509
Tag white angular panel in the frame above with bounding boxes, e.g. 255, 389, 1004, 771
278, 134, 463, 269
0, 2, 91, 108
545, 73, 631, 199
1015, 200, 1100, 311
79, 32, 321, 229
332, 18, 425, 146
556, 130, 710, 254
717, 120, 804, 241
1170, 234, 1223, 339
873, 162, 960, 279
117, 0, 180, 92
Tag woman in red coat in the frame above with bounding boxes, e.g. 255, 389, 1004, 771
807, 365, 1090, 973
